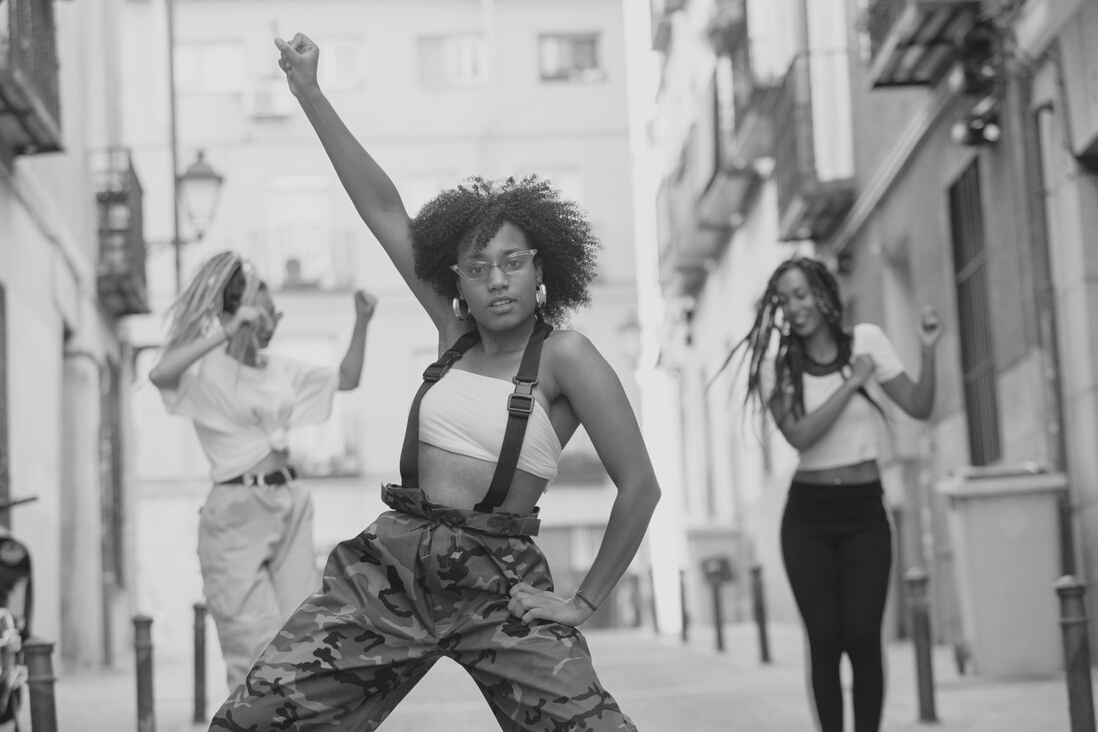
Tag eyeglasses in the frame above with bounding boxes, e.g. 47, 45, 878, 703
450, 249, 538, 283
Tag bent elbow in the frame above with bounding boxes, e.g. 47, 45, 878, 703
148, 369, 169, 390
641, 482, 662, 511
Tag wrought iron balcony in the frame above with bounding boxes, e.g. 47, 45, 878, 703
772, 52, 856, 242
864, 0, 980, 88
0, 0, 62, 155
95, 149, 149, 319
656, 74, 761, 298
650, 0, 686, 53
705, 0, 777, 163
704, 0, 747, 57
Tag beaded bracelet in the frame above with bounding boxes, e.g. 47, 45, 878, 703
574, 590, 598, 612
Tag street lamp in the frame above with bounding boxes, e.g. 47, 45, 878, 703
170, 149, 224, 293
177, 150, 224, 242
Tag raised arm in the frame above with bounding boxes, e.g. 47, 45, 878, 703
149, 306, 263, 390
879, 306, 941, 420
275, 34, 450, 329
509, 332, 661, 626
338, 290, 377, 391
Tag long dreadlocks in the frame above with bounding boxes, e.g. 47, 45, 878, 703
714, 256, 883, 427
163, 251, 265, 361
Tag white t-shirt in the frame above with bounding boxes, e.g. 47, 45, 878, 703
159, 347, 340, 482
759, 323, 906, 471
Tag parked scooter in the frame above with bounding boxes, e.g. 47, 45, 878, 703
0, 497, 36, 728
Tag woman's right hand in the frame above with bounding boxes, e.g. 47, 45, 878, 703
275, 33, 320, 98
849, 354, 877, 387
225, 306, 268, 338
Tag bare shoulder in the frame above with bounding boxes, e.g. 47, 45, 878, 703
544, 328, 600, 366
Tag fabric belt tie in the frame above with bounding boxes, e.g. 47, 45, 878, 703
219, 466, 297, 487
382, 485, 540, 537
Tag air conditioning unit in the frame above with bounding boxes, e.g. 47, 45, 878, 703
244, 79, 296, 119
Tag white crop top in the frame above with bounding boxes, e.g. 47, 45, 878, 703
418, 369, 562, 481
760, 323, 906, 471
158, 347, 340, 482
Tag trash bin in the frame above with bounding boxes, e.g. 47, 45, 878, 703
938, 464, 1067, 678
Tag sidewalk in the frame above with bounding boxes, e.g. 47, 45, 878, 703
55, 622, 1078, 731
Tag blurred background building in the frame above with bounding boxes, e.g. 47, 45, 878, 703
0, 0, 144, 670
640, 0, 1098, 675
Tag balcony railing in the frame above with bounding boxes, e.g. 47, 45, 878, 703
864, 0, 980, 88
95, 149, 150, 319
650, 0, 684, 53
772, 52, 855, 242
243, 230, 359, 291
0, 0, 62, 154
656, 70, 765, 297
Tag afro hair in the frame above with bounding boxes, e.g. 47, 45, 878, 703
409, 175, 600, 326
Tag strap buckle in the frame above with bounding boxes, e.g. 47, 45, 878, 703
507, 392, 536, 416
423, 348, 466, 382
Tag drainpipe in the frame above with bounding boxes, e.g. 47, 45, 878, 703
1003, 38, 1074, 575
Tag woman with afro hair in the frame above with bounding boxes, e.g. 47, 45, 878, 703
207, 33, 661, 732
718, 256, 941, 732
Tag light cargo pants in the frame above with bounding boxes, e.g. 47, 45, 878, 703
197, 480, 321, 691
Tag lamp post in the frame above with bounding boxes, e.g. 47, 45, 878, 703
166, 0, 224, 294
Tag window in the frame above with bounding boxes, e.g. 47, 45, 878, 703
418, 35, 487, 89
317, 37, 366, 91
175, 42, 246, 94
949, 161, 1001, 465
539, 34, 604, 83
243, 176, 356, 291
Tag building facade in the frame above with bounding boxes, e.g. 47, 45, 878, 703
0, 0, 145, 669
644, 0, 1098, 662
119, 0, 648, 670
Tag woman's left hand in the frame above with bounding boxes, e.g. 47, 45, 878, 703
918, 305, 943, 349
508, 582, 592, 627
354, 290, 378, 322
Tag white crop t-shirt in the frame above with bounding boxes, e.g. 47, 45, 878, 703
759, 323, 906, 471
158, 347, 340, 482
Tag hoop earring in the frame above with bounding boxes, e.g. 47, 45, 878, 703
535, 283, 547, 308
452, 297, 469, 321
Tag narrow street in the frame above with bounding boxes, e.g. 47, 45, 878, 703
58, 623, 1077, 732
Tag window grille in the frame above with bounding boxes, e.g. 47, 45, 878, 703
948, 160, 1001, 465
539, 34, 604, 83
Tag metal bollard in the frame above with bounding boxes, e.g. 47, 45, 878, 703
194, 602, 208, 724
903, 567, 938, 723
750, 564, 771, 664
1056, 576, 1097, 732
23, 637, 58, 732
679, 569, 689, 643
710, 580, 725, 652
134, 614, 156, 732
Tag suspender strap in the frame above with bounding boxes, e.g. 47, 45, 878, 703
473, 319, 553, 513
398, 329, 481, 488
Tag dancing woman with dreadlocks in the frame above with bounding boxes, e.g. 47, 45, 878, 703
722, 257, 941, 732
205, 34, 660, 732
149, 252, 377, 691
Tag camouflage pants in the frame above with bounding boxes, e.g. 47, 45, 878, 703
209, 485, 637, 732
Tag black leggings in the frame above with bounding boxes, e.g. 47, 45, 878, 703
781, 480, 893, 732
